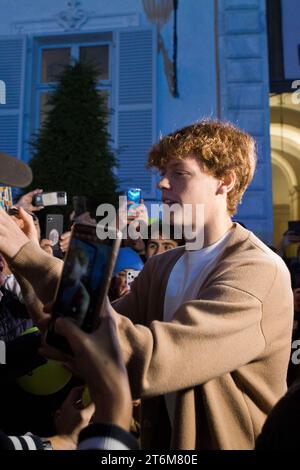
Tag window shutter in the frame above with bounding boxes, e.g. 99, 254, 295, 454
0, 37, 26, 158
116, 28, 156, 198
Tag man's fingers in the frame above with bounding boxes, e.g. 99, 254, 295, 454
81, 401, 95, 419
18, 207, 34, 224
65, 386, 85, 405
92, 311, 126, 370
43, 302, 54, 313
37, 314, 51, 332
32, 205, 44, 212
39, 341, 71, 363
54, 317, 87, 351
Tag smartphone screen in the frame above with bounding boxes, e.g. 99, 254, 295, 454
47, 224, 122, 351
0, 186, 13, 211
127, 188, 141, 218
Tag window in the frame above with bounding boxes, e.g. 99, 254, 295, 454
41, 47, 70, 83
79, 45, 109, 80
26, 29, 156, 198
34, 36, 112, 129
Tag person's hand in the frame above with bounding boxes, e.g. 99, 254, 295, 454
16, 189, 44, 212
74, 212, 96, 225
117, 199, 148, 235
0, 209, 30, 259
133, 200, 148, 225
40, 238, 53, 256
40, 303, 132, 432
51, 386, 95, 450
59, 231, 71, 254
9, 207, 40, 245
280, 231, 300, 251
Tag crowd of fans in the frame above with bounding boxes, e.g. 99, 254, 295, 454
0, 186, 188, 449
0, 120, 299, 451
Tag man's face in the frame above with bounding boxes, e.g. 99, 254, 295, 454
146, 237, 178, 259
157, 156, 221, 228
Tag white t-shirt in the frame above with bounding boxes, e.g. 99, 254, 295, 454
163, 229, 233, 425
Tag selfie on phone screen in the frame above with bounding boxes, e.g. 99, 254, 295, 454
55, 236, 111, 328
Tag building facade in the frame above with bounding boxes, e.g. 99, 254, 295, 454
0, 0, 273, 242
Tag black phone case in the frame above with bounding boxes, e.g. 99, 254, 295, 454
45, 214, 64, 255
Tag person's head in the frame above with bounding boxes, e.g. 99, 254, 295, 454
148, 120, 256, 229
109, 247, 144, 301
146, 221, 184, 259
293, 287, 300, 313
122, 234, 146, 256
296, 245, 300, 263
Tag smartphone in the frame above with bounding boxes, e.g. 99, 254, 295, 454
45, 214, 64, 257
0, 186, 13, 211
46, 223, 122, 352
127, 188, 142, 218
33, 192, 67, 207
126, 269, 140, 286
288, 221, 300, 236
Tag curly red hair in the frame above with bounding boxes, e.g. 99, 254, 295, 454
148, 120, 256, 215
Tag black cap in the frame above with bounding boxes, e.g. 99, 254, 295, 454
0, 152, 32, 188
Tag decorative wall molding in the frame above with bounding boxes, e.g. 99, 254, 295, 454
56, 0, 91, 31
12, 0, 140, 35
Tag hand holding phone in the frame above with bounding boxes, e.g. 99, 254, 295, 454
16, 189, 44, 212
45, 214, 64, 257
46, 223, 122, 352
126, 269, 140, 286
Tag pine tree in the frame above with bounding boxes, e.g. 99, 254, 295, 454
28, 62, 118, 216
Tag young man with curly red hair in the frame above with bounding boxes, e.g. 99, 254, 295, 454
109, 120, 293, 449
0, 120, 293, 450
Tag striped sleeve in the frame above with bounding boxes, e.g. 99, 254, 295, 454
0, 431, 44, 450
78, 423, 139, 451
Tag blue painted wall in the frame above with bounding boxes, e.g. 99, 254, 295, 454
156, 0, 217, 135
0, 0, 273, 242
0, 0, 217, 133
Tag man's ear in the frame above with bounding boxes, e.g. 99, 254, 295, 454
217, 172, 236, 195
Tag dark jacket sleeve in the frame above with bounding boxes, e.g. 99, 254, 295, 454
0, 331, 46, 381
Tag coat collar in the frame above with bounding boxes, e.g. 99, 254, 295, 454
150, 223, 252, 322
